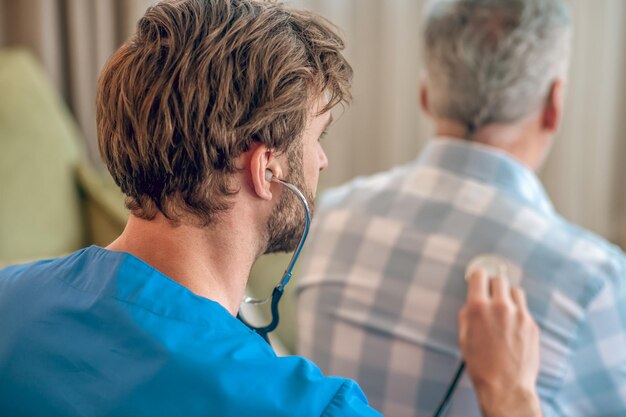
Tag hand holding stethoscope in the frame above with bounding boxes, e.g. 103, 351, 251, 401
435, 256, 541, 417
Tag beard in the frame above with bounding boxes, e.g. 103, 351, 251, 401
263, 144, 316, 254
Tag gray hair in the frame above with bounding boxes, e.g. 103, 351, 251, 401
423, 0, 572, 132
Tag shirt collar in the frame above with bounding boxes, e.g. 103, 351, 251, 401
78, 245, 251, 334
417, 137, 554, 216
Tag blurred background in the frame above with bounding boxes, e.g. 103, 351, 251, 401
0, 0, 624, 355
1, 0, 624, 249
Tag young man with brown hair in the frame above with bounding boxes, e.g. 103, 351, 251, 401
0, 1, 541, 416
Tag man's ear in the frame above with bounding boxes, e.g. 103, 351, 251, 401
420, 76, 431, 116
542, 79, 564, 133
249, 144, 283, 201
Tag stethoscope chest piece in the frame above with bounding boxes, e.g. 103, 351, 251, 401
465, 254, 521, 286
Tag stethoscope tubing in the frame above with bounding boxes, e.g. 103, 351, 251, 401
237, 177, 311, 343
433, 361, 465, 417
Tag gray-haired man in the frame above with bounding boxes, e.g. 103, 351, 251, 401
297, 0, 626, 416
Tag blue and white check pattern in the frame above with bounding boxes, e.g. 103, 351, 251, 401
297, 138, 626, 417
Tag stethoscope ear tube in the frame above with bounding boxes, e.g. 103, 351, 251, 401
237, 177, 311, 345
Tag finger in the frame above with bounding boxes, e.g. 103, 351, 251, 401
466, 268, 489, 302
489, 276, 510, 301
510, 286, 527, 310
458, 308, 467, 346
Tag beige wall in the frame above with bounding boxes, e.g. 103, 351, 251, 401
541, 0, 626, 245
616, 27, 625, 250
0, 0, 624, 247
294, 0, 626, 247
0, 2, 4, 45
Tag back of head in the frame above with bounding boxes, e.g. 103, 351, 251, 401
423, 0, 571, 132
97, 0, 352, 226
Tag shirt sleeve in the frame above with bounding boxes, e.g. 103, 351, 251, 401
549, 277, 626, 416
321, 380, 383, 417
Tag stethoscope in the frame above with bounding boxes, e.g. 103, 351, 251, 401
237, 170, 311, 344
235, 171, 510, 416
433, 255, 511, 417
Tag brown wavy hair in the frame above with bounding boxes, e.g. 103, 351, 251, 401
97, 0, 352, 225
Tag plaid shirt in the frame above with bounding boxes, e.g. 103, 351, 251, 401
297, 138, 626, 417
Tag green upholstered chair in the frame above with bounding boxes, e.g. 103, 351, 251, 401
76, 163, 128, 247
0, 48, 127, 266
0, 48, 297, 354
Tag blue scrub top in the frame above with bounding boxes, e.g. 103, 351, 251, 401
0, 246, 381, 416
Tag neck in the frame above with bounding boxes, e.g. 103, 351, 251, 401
434, 116, 549, 171
107, 211, 261, 315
